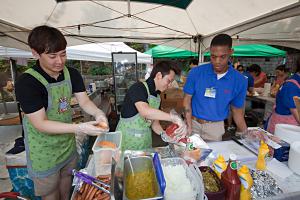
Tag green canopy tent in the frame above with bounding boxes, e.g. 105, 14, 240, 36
144, 45, 198, 58
204, 44, 286, 57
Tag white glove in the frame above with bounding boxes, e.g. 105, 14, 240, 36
161, 131, 177, 143
170, 111, 187, 139
95, 110, 109, 131
243, 129, 268, 142
75, 121, 107, 136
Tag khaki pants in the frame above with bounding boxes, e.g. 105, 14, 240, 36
33, 155, 78, 196
192, 120, 225, 141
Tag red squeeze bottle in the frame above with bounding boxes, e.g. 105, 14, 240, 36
221, 154, 241, 200
165, 123, 179, 138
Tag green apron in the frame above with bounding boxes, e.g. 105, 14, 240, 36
117, 82, 161, 151
23, 67, 76, 178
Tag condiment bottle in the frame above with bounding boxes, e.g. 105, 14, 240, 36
221, 154, 241, 200
161, 123, 179, 142
256, 140, 269, 171
238, 165, 253, 200
212, 154, 227, 179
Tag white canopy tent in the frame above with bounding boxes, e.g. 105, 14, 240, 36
0, 0, 299, 55
0, 42, 152, 64
67, 42, 152, 64
0, 46, 32, 59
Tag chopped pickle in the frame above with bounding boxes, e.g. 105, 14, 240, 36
202, 170, 220, 193
125, 169, 157, 200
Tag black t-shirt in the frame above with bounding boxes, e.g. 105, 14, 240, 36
15, 63, 85, 114
121, 78, 160, 118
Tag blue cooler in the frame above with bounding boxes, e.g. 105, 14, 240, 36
5, 151, 41, 200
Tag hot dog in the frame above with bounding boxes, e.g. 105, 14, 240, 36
94, 121, 108, 129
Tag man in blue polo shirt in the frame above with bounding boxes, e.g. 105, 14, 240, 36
237, 65, 254, 95
183, 34, 248, 141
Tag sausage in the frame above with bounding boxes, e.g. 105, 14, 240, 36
82, 184, 91, 200
95, 189, 102, 197
102, 195, 110, 200
85, 185, 93, 200
87, 186, 98, 200
98, 193, 110, 200
79, 183, 85, 194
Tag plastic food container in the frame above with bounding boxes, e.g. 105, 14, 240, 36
199, 166, 226, 200
171, 143, 212, 165
92, 131, 122, 176
160, 157, 204, 200
123, 155, 163, 200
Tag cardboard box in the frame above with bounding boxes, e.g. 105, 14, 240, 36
160, 88, 184, 114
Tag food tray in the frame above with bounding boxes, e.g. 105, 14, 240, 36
160, 157, 204, 200
199, 166, 226, 200
123, 155, 163, 200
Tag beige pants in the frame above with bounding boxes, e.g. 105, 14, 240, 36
33, 155, 78, 196
192, 120, 225, 141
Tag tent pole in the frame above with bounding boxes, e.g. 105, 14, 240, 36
127, 0, 131, 16
80, 60, 83, 75
9, 59, 16, 85
196, 36, 203, 63
199, 42, 202, 63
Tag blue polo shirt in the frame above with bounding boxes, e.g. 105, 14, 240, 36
243, 71, 254, 89
183, 63, 247, 121
275, 73, 300, 115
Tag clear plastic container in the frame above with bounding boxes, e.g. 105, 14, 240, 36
160, 157, 204, 200
123, 155, 163, 200
92, 131, 122, 176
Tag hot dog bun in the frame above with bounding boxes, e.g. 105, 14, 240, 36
98, 140, 117, 149
95, 121, 108, 129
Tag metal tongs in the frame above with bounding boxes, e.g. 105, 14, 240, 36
72, 169, 110, 194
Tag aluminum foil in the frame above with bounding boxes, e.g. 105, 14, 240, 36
250, 169, 283, 199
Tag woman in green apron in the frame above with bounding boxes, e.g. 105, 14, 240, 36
117, 61, 187, 151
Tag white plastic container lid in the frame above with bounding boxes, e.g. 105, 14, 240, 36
229, 154, 237, 161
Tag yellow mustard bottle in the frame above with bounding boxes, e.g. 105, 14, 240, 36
212, 154, 227, 179
238, 165, 253, 200
256, 141, 269, 171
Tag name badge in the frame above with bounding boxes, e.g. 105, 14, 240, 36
204, 87, 216, 98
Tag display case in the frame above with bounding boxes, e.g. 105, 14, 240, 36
112, 52, 138, 114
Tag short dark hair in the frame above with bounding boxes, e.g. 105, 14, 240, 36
28, 25, 67, 54
150, 60, 181, 79
210, 34, 232, 48
276, 64, 288, 72
248, 64, 261, 75
296, 58, 300, 73
237, 65, 244, 71
189, 59, 198, 65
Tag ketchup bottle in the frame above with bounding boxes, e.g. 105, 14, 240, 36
221, 154, 241, 200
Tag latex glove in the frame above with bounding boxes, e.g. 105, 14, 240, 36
75, 121, 107, 136
174, 123, 187, 140
170, 112, 187, 139
160, 131, 177, 143
243, 129, 268, 142
95, 110, 109, 130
